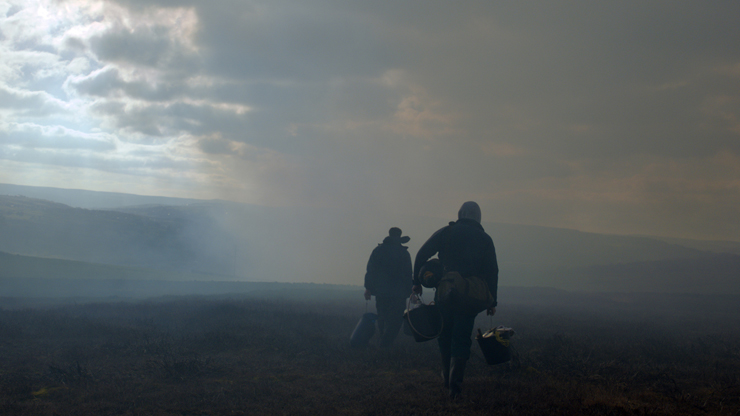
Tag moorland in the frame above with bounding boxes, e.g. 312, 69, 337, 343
1, 289, 739, 416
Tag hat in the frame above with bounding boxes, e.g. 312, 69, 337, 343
388, 227, 410, 244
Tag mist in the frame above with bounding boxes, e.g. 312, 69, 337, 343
2, 183, 739, 299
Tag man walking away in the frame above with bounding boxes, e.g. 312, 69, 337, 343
364, 227, 413, 348
412, 202, 499, 399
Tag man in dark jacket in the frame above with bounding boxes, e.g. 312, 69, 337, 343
364, 227, 413, 348
412, 201, 498, 399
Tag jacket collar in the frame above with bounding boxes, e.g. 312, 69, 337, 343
454, 217, 484, 230
382, 236, 410, 246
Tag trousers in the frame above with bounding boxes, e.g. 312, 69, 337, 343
437, 304, 477, 360
375, 296, 406, 347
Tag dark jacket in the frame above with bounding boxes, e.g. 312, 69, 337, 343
413, 218, 499, 307
365, 236, 413, 298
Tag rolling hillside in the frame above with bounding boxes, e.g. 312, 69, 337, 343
0, 182, 205, 209
0, 250, 215, 282
1, 182, 739, 295
573, 253, 740, 293
0, 195, 236, 275
0, 250, 364, 301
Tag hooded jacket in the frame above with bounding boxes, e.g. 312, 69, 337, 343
364, 236, 413, 298
413, 218, 499, 307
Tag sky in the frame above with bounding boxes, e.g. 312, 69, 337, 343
1, 0, 739, 241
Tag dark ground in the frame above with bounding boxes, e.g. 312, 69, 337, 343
1, 291, 739, 415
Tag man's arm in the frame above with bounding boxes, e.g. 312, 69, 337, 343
412, 227, 446, 284
411, 227, 447, 295
364, 247, 379, 296
403, 250, 413, 283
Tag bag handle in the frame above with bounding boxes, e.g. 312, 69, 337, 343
405, 295, 444, 340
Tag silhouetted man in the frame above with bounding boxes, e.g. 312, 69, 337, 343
364, 227, 413, 348
412, 201, 498, 399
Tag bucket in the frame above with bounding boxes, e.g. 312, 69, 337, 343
476, 326, 514, 365
404, 296, 443, 343
350, 312, 377, 348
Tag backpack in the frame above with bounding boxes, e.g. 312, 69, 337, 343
436, 271, 494, 314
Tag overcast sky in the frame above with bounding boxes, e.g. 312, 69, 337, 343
1, 0, 739, 241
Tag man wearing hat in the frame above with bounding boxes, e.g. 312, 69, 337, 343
364, 227, 413, 348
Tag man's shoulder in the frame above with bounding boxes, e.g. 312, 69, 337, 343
449, 219, 485, 234
450, 220, 493, 242
386, 243, 410, 253
370, 243, 386, 256
375, 241, 407, 252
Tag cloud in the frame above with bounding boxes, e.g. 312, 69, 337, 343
90, 26, 177, 68
0, 121, 116, 151
2, 0, 740, 240
187, 1, 400, 82
0, 84, 70, 115
0, 132, 204, 180
197, 136, 241, 155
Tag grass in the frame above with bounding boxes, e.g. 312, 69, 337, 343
0, 295, 738, 415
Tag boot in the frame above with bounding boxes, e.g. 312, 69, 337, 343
441, 354, 451, 389
449, 357, 467, 400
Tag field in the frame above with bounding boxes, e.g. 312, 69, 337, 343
1, 291, 739, 416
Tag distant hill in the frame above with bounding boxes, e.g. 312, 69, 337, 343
650, 236, 740, 255
571, 253, 740, 294
485, 222, 711, 276
0, 250, 360, 302
0, 182, 206, 209
0, 195, 236, 275
0, 250, 220, 282
2, 182, 739, 294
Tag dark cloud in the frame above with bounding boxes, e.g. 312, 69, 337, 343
90, 24, 181, 68
62, 36, 86, 53
67, 66, 187, 101
214, 14, 391, 80
88, 100, 164, 137
3, 0, 740, 240
198, 137, 238, 155
90, 0, 740, 159
67, 67, 121, 97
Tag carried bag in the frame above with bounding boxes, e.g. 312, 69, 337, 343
476, 326, 515, 365
350, 312, 378, 348
403, 295, 443, 342
436, 272, 494, 314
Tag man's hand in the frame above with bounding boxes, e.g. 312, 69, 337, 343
364, 289, 372, 300
411, 285, 423, 295
486, 306, 496, 316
